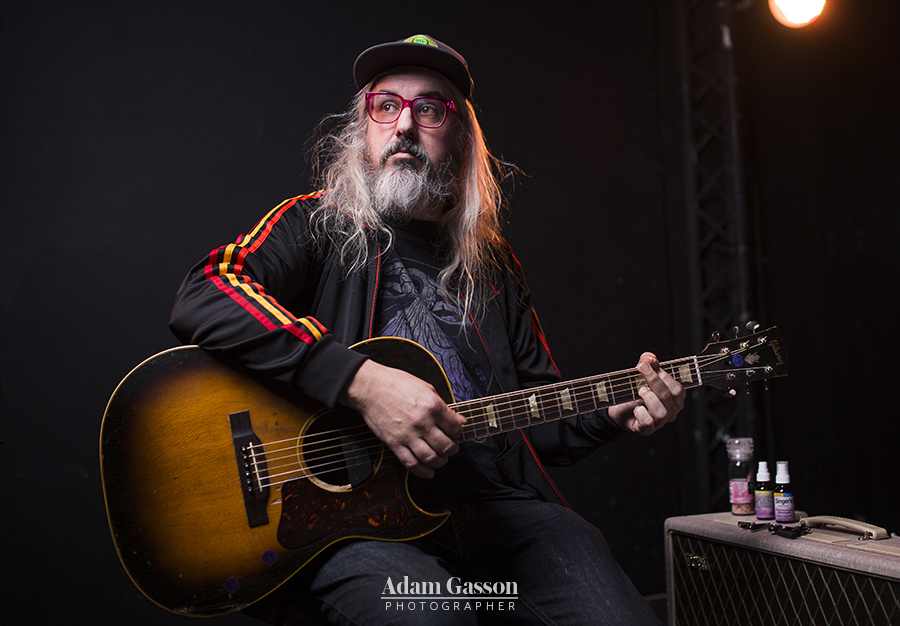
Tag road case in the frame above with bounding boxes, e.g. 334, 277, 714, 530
665, 512, 900, 625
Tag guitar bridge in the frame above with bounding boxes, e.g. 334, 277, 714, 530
229, 410, 270, 528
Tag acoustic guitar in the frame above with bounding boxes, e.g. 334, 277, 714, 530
100, 328, 786, 616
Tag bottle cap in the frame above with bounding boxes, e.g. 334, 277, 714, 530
756, 461, 771, 482
775, 460, 791, 483
726, 437, 754, 460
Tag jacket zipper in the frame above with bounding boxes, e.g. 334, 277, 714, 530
367, 245, 381, 340
466, 306, 572, 510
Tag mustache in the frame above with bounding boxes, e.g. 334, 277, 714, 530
379, 138, 430, 166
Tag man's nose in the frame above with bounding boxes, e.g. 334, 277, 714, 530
394, 106, 418, 137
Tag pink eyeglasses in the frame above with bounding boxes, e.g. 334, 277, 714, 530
365, 92, 457, 129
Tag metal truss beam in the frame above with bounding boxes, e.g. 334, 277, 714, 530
676, 0, 760, 512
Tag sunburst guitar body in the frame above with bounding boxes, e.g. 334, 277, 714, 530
100, 338, 450, 616
100, 329, 787, 616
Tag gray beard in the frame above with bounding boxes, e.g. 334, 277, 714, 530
369, 140, 456, 220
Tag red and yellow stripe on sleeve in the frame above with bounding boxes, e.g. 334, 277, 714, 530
203, 193, 327, 346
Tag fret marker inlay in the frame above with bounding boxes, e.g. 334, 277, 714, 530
678, 363, 693, 383
560, 388, 574, 411
485, 403, 498, 429
595, 382, 609, 403
528, 394, 539, 420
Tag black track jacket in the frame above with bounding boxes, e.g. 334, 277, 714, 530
169, 193, 624, 506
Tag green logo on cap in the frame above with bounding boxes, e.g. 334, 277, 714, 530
405, 35, 437, 47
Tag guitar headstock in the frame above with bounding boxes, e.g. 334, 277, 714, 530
696, 326, 788, 391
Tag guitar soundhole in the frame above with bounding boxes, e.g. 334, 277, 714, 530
300, 407, 383, 493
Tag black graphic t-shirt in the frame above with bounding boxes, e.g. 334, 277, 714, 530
373, 218, 536, 505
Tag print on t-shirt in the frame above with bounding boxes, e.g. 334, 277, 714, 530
375, 257, 488, 401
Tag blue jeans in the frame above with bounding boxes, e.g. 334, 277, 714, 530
301, 499, 663, 625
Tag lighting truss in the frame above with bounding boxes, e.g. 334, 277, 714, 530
676, 0, 761, 512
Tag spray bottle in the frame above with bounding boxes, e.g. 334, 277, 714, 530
754, 461, 774, 520
774, 461, 795, 523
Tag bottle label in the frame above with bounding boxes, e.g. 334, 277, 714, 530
729, 480, 752, 504
730, 480, 754, 515
774, 492, 795, 522
755, 490, 774, 519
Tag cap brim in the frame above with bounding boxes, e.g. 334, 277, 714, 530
353, 41, 472, 99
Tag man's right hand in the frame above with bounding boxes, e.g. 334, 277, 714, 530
338, 359, 465, 479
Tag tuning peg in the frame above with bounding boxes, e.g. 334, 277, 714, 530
746, 321, 760, 333
711, 331, 721, 342
724, 388, 737, 398
731, 326, 740, 338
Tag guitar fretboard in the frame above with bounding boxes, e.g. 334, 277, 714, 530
451, 357, 702, 442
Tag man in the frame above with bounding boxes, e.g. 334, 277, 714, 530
171, 35, 683, 625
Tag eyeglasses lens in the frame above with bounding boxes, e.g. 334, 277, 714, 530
368, 94, 447, 128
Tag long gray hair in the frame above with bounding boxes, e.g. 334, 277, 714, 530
308, 75, 511, 321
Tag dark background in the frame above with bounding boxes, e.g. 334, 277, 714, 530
2, 0, 898, 623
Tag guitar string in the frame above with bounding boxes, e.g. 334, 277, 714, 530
251, 341, 771, 478
254, 365, 746, 489
247, 349, 754, 481
250, 355, 713, 470
252, 349, 744, 458
251, 353, 748, 481
256, 368, 746, 488
252, 352, 729, 456
251, 354, 759, 488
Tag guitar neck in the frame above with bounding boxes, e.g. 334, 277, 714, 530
450, 357, 702, 443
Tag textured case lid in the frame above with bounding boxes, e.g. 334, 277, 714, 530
665, 512, 900, 580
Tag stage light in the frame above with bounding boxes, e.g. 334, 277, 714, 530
769, 0, 826, 28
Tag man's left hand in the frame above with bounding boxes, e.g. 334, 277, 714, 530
608, 352, 685, 435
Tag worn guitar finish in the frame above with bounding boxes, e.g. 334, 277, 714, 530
100, 338, 450, 616
100, 330, 787, 616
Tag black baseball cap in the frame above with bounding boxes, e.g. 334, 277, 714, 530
353, 34, 473, 100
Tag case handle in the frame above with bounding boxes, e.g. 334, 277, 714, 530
799, 515, 889, 540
